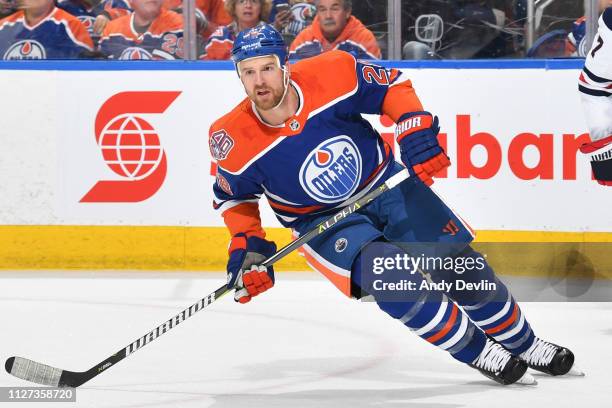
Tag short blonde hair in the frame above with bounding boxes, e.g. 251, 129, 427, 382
225, 0, 272, 23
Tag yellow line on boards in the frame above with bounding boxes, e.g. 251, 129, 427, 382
0, 226, 610, 278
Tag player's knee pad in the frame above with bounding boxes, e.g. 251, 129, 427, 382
352, 240, 444, 322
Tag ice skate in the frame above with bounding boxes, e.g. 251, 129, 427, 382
470, 339, 537, 385
519, 337, 584, 376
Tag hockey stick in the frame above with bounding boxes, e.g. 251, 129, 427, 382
5, 168, 410, 388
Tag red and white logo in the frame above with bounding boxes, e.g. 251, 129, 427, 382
80, 91, 181, 203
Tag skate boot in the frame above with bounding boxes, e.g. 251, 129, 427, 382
470, 338, 536, 385
519, 337, 584, 376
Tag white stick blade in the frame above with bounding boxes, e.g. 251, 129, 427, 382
6, 357, 62, 387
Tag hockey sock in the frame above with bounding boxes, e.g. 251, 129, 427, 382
353, 247, 487, 364
437, 246, 536, 355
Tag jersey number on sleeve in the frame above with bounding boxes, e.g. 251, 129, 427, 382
591, 35, 604, 58
362, 66, 390, 85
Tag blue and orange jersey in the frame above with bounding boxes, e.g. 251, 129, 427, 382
163, 0, 231, 38
58, 0, 132, 37
289, 15, 381, 61
99, 8, 183, 59
200, 23, 236, 60
209, 50, 423, 237
566, 16, 587, 57
0, 7, 93, 59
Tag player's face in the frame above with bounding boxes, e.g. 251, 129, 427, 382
239, 56, 286, 111
235, 0, 262, 28
132, 0, 163, 20
316, 0, 350, 39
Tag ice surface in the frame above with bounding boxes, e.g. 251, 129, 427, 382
0, 271, 609, 408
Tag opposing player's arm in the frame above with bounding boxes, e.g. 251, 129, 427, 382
578, 7, 612, 186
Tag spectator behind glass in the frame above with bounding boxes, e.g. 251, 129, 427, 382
566, 0, 612, 56
162, 0, 231, 40
289, 0, 381, 60
0, 0, 17, 19
0, 0, 93, 59
268, 0, 316, 45
57, 0, 131, 45
200, 0, 271, 60
99, 0, 183, 59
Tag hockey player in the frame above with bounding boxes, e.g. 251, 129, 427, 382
209, 24, 582, 385
0, 0, 93, 59
98, 0, 183, 59
579, 6, 612, 186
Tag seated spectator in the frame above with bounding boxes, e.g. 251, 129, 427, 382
57, 0, 131, 44
99, 0, 183, 59
0, 0, 93, 59
200, 0, 271, 60
0, 0, 17, 19
162, 0, 231, 39
566, 0, 612, 56
289, 0, 381, 60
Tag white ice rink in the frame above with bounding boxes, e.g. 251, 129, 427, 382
1, 272, 610, 408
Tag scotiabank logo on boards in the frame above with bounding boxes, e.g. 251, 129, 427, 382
378, 114, 591, 181
81, 91, 181, 203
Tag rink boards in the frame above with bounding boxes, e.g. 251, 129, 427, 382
0, 60, 610, 273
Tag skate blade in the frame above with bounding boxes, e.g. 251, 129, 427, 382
516, 372, 538, 385
567, 365, 585, 376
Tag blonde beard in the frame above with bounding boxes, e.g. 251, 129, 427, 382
251, 86, 285, 111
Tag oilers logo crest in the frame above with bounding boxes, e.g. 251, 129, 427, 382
285, 2, 316, 37
3, 40, 46, 60
299, 136, 362, 203
119, 47, 153, 60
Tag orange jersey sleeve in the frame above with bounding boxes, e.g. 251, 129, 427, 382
61, 10, 94, 50
382, 78, 424, 122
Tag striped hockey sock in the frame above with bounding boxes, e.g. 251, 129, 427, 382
461, 279, 535, 355
377, 290, 487, 363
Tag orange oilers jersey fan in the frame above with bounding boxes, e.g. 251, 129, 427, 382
0, 7, 93, 59
289, 15, 381, 60
99, 7, 183, 59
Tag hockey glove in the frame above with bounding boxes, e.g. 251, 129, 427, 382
580, 135, 612, 186
226, 233, 277, 303
396, 112, 450, 186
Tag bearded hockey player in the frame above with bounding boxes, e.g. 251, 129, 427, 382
208, 24, 584, 385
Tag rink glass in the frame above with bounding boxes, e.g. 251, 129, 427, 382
0, 0, 603, 60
